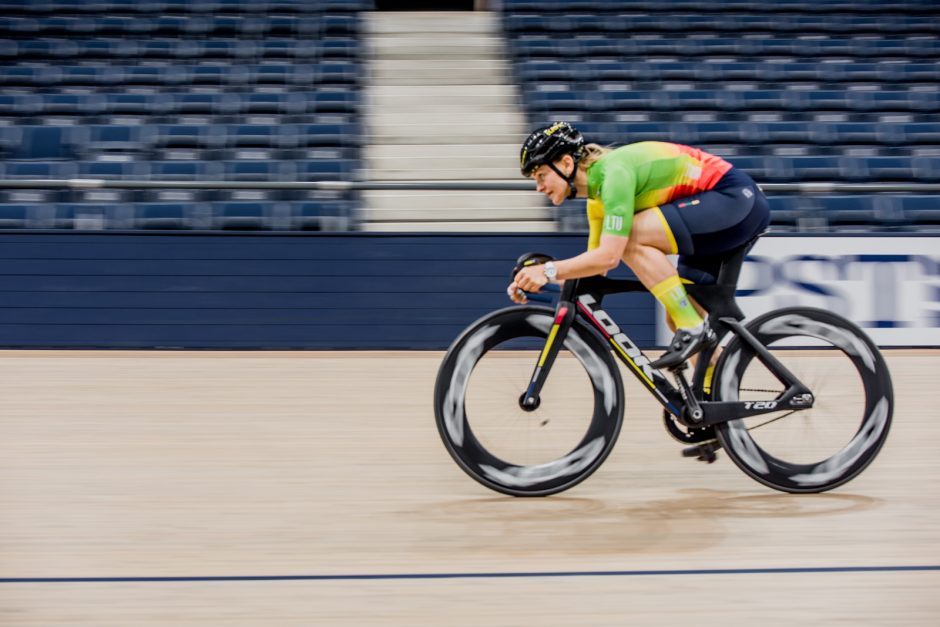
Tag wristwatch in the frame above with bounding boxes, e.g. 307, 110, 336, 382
543, 261, 558, 281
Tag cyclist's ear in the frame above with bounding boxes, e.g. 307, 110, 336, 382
512, 252, 555, 280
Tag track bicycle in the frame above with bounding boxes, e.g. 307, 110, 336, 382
433, 240, 893, 496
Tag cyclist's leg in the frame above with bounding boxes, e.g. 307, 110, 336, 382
636, 168, 770, 366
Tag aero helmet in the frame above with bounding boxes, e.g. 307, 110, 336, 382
519, 121, 585, 199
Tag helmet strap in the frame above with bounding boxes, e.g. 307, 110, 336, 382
548, 156, 580, 200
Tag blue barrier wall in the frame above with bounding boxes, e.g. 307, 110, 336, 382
0, 232, 656, 349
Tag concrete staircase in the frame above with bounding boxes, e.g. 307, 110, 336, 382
359, 11, 552, 232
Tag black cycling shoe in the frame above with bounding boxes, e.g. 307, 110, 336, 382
651, 322, 717, 370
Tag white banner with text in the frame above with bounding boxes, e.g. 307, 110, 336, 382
656, 236, 940, 347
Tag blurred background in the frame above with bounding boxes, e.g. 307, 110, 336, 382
0, 0, 938, 349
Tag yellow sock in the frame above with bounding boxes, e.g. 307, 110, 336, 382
651, 275, 704, 330
703, 363, 714, 394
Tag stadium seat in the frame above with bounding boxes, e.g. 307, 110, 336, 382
0, 203, 33, 228
132, 202, 203, 230
224, 124, 299, 149
148, 160, 224, 180
297, 122, 362, 147
295, 158, 356, 181
39, 93, 106, 115
212, 201, 284, 230
896, 195, 940, 228
101, 93, 172, 116
290, 200, 354, 230
222, 160, 297, 181
83, 125, 150, 156
119, 64, 189, 87
154, 124, 226, 149
4, 126, 86, 160
76, 161, 147, 179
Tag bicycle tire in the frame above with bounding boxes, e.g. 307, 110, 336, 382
434, 305, 624, 497
713, 307, 893, 493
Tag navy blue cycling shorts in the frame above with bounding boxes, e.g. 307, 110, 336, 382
656, 167, 770, 285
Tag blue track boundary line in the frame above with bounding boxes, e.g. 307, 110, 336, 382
2, 565, 939, 584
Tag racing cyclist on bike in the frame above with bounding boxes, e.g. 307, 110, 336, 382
510, 121, 771, 368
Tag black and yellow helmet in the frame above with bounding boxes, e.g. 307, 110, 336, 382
519, 121, 585, 177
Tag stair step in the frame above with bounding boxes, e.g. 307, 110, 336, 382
369, 59, 511, 85
366, 146, 521, 179
362, 208, 549, 221
365, 85, 518, 111
363, 12, 499, 35
369, 35, 504, 59
361, 220, 557, 233
363, 190, 539, 211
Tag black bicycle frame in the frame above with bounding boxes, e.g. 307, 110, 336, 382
520, 273, 814, 428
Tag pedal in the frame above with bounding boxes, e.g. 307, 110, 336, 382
681, 441, 721, 464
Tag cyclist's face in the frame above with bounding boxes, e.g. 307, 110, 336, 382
530, 160, 569, 205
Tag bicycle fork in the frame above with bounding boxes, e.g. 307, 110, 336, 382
519, 301, 577, 411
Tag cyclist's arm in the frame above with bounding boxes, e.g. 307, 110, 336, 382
551, 234, 628, 280
553, 165, 636, 280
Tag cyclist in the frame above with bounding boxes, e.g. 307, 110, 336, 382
510, 121, 770, 367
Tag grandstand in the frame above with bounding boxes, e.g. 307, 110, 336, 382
0, 0, 938, 232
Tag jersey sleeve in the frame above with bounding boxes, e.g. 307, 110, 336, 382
586, 198, 604, 250
598, 164, 637, 238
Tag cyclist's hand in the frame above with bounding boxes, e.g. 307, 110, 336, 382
506, 281, 527, 304
514, 265, 549, 294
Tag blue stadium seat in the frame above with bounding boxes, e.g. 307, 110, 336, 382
83, 124, 154, 153
295, 159, 355, 181
764, 196, 806, 229
58, 64, 123, 86
4, 161, 78, 179
0, 203, 33, 228
817, 196, 884, 231
154, 124, 226, 149
290, 200, 354, 230
222, 160, 297, 181
148, 160, 224, 180
322, 14, 359, 36
121, 64, 189, 87
897, 195, 940, 228
14, 39, 79, 59
877, 61, 940, 82
132, 202, 202, 230
600, 90, 666, 113
741, 122, 813, 145
320, 37, 359, 59
837, 156, 912, 181
517, 60, 578, 82
4, 126, 86, 159
224, 124, 299, 149
525, 89, 593, 114
884, 123, 940, 145
0, 94, 43, 116
101, 93, 171, 115
0, 39, 15, 59
297, 122, 362, 147
168, 93, 237, 115
309, 90, 359, 113
137, 38, 201, 59
315, 61, 360, 85
0, 16, 40, 34
212, 201, 282, 230
76, 161, 147, 179
181, 64, 244, 85
0, 65, 61, 86
78, 38, 142, 59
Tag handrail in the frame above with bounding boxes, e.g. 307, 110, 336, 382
1, 180, 940, 193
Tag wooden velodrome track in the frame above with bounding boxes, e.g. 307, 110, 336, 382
0, 349, 938, 625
